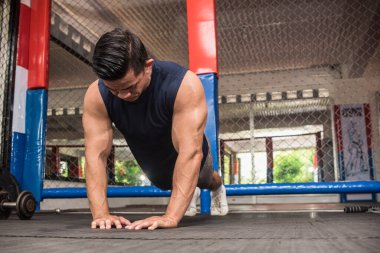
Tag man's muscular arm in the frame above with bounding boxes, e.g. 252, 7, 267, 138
126, 71, 207, 230
83, 81, 130, 229
166, 71, 207, 222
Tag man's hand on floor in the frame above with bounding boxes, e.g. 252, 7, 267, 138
91, 215, 131, 229
125, 215, 178, 230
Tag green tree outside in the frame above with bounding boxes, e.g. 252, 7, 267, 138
115, 160, 143, 185
223, 154, 231, 184
273, 149, 314, 183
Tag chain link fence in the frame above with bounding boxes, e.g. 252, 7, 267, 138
45, 0, 380, 189
219, 95, 333, 184
217, 0, 380, 185
0, 0, 17, 172
0, 1, 10, 168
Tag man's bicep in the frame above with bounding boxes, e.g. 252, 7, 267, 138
83, 83, 113, 158
172, 72, 207, 151
83, 112, 112, 147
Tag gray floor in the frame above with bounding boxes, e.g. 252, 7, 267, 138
1, 211, 380, 253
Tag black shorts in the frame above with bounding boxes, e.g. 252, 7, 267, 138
196, 146, 214, 189
146, 143, 214, 190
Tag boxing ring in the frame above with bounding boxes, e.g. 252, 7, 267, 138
9, 0, 380, 213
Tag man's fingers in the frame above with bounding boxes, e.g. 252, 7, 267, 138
113, 219, 122, 229
91, 216, 173, 230
135, 221, 151, 230
119, 217, 131, 226
148, 221, 159, 230
125, 216, 177, 230
126, 220, 142, 230
91, 216, 176, 230
105, 219, 112, 229
99, 220, 106, 229
91, 216, 131, 229
131, 220, 145, 230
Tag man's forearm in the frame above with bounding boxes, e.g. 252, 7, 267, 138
165, 152, 202, 223
85, 161, 110, 219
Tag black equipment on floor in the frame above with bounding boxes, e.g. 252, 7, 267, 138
0, 171, 36, 220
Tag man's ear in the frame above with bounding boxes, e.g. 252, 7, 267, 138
145, 59, 154, 75
145, 58, 154, 68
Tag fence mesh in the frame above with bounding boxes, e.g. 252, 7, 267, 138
45, 0, 380, 188
217, 0, 380, 185
219, 96, 334, 184
0, 0, 15, 172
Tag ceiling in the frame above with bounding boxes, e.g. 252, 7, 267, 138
50, 0, 380, 79
48, 0, 380, 98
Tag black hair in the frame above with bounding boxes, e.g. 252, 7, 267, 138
92, 28, 148, 80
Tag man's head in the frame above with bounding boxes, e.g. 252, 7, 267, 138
92, 28, 153, 102
93, 28, 148, 80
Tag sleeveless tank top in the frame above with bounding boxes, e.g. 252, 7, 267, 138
98, 60, 209, 189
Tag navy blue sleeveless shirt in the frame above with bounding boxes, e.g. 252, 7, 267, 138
98, 60, 209, 190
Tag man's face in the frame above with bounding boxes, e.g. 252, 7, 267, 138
103, 59, 153, 102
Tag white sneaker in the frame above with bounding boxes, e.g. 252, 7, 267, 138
184, 187, 200, 216
211, 185, 228, 216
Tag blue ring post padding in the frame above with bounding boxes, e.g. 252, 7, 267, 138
22, 90, 48, 203
200, 190, 211, 215
10, 132, 26, 184
200, 189, 211, 214
198, 73, 219, 170
198, 73, 218, 215
41, 181, 380, 199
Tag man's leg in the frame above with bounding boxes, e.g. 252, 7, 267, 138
184, 186, 200, 216
209, 172, 228, 216
208, 171, 222, 191
186, 150, 228, 216
185, 149, 214, 216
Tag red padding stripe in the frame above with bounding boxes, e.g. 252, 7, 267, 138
187, 0, 218, 74
28, 0, 50, 89
17, 3, 30, 69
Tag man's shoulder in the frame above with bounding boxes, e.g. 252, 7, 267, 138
84, 80, 103, 106
83, 79, 109, 120
175, 72, 205, 107
85, 80, 99, 97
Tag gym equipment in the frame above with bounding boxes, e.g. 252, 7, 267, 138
0, 171, 36, 220
0, 190, 36, 220
0, 171, 19, 201
344, 205, 380, 213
